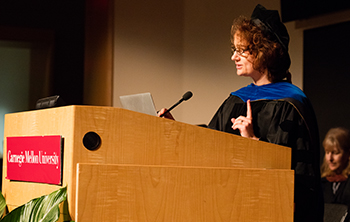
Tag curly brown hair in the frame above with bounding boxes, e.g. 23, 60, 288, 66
231, 16, 291, 83
321, 127, 350, 178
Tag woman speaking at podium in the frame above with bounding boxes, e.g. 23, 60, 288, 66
159, 4, 323, 222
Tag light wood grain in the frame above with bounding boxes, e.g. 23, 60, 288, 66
76, 163, 294, 222
2, 105, 292, 220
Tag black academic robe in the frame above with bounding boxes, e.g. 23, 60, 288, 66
322, 177, 350, 207
208, 94, 324, 222
322, 177, 350, 221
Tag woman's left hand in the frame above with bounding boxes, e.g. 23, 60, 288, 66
157, 108, 175, 120
231, 100, 259, 140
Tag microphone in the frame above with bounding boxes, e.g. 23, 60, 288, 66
160, 91, 193, 117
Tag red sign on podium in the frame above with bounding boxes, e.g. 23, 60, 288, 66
6, 135, 62, 185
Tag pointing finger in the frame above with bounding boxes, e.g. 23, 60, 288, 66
246, 99, 252, 119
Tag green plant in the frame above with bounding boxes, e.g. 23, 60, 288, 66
0, 187, 67, 222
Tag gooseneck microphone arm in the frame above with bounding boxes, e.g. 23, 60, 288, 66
159, 91, 193, 117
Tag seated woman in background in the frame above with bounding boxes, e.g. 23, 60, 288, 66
321, 127, 350, 208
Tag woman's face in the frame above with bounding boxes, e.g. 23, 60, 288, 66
231, 33, 265, 83
325, 145, 349, 173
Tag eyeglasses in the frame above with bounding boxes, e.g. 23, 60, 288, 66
231, 47, 250, 57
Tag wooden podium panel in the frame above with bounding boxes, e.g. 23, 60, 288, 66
2, 106, 292, 220
76, 164, 294, 222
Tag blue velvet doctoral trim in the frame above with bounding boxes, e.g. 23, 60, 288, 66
231, 82, 306, 103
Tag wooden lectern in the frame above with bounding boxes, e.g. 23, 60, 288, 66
2, 106, 294, 221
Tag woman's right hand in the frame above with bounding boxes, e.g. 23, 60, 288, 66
157, 108, 175, 120
231, 100, 259, 140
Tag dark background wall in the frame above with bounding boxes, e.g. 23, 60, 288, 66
281, 0, 350, 22
0, 0, 86, 106
304, 21, 350, 159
